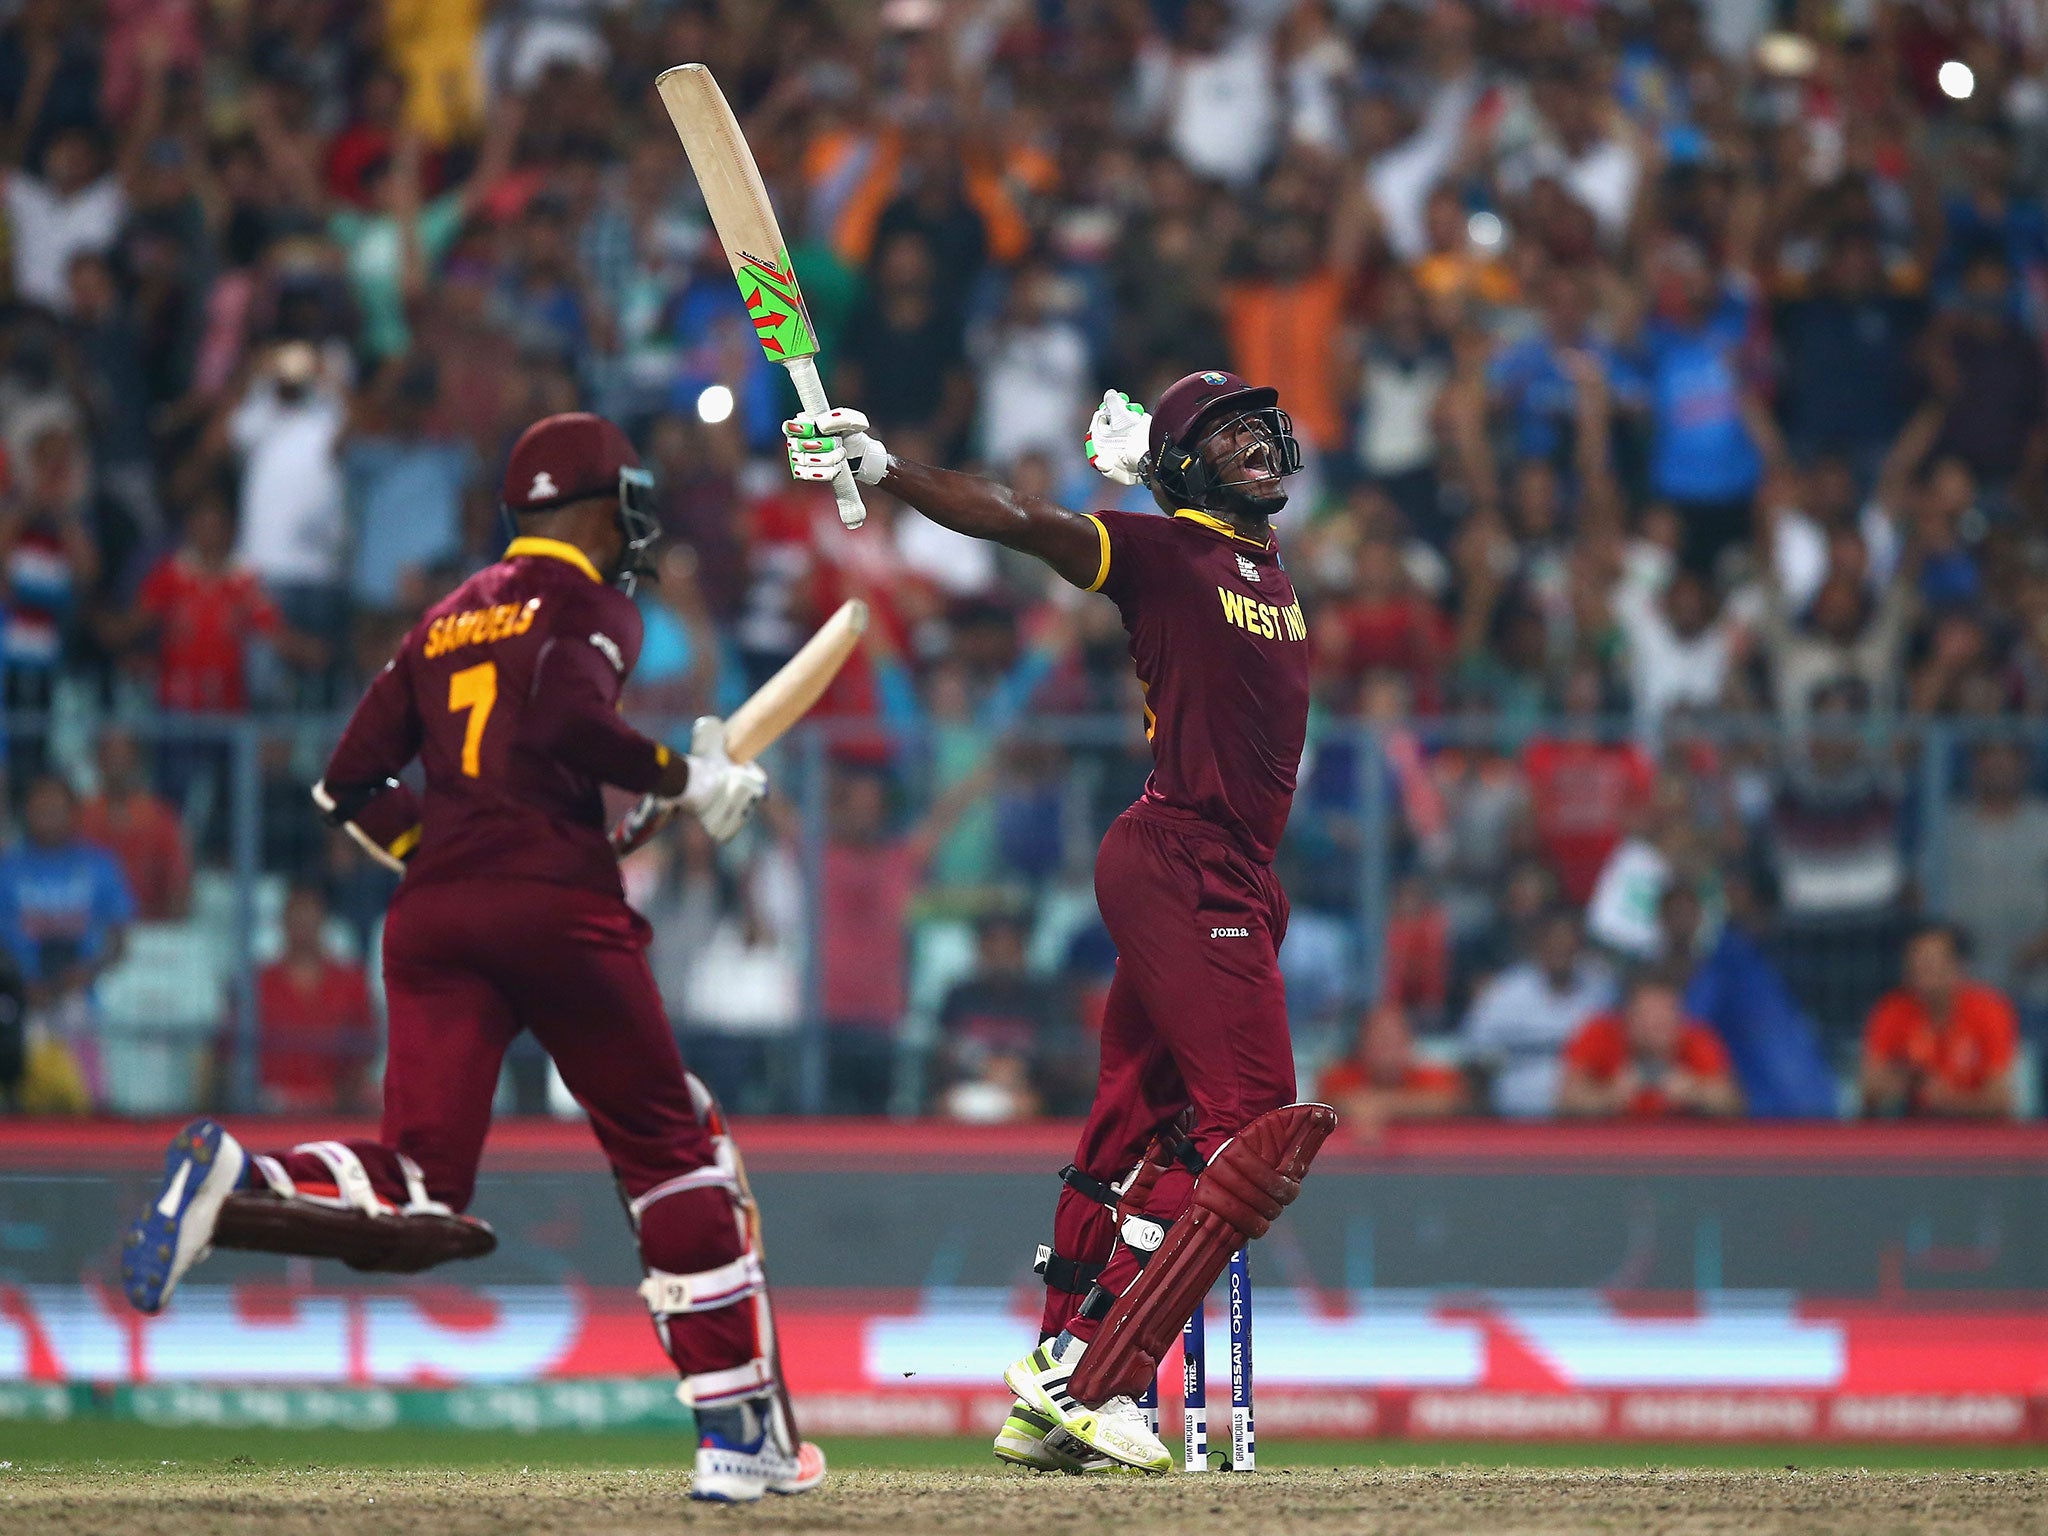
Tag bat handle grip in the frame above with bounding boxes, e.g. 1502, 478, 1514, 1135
785, 357, 866, 530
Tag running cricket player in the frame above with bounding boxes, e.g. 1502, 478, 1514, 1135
785, 374, 1337, 1473
120, 412, 824, 1503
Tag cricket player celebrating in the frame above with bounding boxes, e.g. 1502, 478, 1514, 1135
786, 373, 1337, 1473
121, 413, 824, 1504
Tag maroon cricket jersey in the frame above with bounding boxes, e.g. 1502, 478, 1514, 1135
1080, 508, 1311, 863
321, 537, 671, 897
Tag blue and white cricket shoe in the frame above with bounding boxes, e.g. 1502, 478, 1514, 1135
690, 1401, 827, 1503
121, 1118, 246, 1315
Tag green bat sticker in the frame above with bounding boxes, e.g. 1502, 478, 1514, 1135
737, 250, 818, 361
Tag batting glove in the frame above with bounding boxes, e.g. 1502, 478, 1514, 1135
679, 715, 768, 843
1084, 388, 1150, 486
786, 408, 890, 487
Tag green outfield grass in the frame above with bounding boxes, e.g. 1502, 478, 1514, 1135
2, 1421, 2039, 1473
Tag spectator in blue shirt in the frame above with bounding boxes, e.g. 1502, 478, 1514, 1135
0, 774, 137, 1105
1638, 239, 1773, 574
1487, 266, 1643, 469
342, 356, 480, 618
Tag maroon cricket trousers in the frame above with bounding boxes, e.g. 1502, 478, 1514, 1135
257, 877, 752, 1378
1043, 808, 1297, 1342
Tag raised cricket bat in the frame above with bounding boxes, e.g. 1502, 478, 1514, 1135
656, 62, 866, 530
610, 599, 868, 855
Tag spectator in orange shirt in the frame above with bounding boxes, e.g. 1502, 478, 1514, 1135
1316, 1002, 1469, 1135
1558, 969, 1742, 1119
1222, 206, 1345, 452
256, 883, 376, 1113
75, 727, 191, 920
1861, 923, 2018, 1120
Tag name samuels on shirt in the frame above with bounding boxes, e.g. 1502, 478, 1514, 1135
423, 598, 542, 659
1217, 587, 1306, 643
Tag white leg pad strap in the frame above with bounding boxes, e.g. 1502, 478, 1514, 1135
299, 1141, 386, 1214
627, 1161, 741, 1221
251, 1155, 295, 1199
638, 1253, 766, 1315
395, 1152, 453, 1216
674, 1358, 776, 1408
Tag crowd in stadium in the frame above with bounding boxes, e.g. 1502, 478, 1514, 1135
0, 0, 2044, 1123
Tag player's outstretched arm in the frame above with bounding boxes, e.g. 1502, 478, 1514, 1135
785, 409, 1105, 590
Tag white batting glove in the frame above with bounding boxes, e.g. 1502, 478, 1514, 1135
678, 715, 768, 843
1084, 388, 1151, 486
786, 408, 890, 487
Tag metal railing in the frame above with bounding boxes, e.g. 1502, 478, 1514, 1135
1, 707, 2040, 1117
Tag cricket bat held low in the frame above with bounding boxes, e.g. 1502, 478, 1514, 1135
656, 62, 866, 530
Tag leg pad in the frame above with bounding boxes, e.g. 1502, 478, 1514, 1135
212, 1192, 496, 1273
1068, 1102, 1335, 1407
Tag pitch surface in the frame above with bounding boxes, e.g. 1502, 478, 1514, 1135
2, 1428, 2041, 1535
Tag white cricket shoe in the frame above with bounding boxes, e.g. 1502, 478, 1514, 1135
690, 1399, 827, 1503
1003, 1336, 1171, 1473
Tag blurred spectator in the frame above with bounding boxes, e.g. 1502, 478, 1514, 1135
1558, 968, 1742, 1119
3, 125, 127, 313
343, 355, 479, 619
934, 912, 1086, 1121
635, 816, 801, 1111
1, 417, 103, 772
1378, 872, 1451, 1033
1762, 457, 1900, 616
973, 263, 1091, 473
1638, 239, 1771, 574
623, 544, 721, 727
818, 763, 986, 1114
1460, 906, 1614, 1118
1768, 679, 1905, 922
1223, 198, 1345, 456
219, 341, 350, 655
1662, 874, 1836, 1120
76, 727, 190, 921
1134, 0, 1277, 189
1585, 775, 1698, 961
1315, 1002, 1470, 1136
837, 229, 971, 449
1941, 740, 2048, 1018
0, 775, 136, 1106
1861, 923, 2019, 1120
256, 883, 375, 1114
1349, 268, 1454, 545
119, 493, 322, 712
1612, 568, 1738, 737
0, 938, 23, 1110
1521, 664, 1655, 905
1923, 249, 2048, 494
1773, 228, 1924, 470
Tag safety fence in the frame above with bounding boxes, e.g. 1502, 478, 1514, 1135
0, 709, 2043, 1117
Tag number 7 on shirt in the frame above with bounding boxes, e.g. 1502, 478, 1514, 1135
448, 662, 496, 779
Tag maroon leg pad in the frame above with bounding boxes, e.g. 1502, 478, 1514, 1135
1067, 1102, 1336, 1407
211, 1192, 497, 1273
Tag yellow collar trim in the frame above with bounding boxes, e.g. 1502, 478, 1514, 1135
1173, 508, 1273, 551
505, 536, 603, 584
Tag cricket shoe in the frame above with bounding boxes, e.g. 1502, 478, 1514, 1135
690, 1400, 827, 1503
122, 1118, 246, 1315
1002, 1336, 1171, 1473
993, 1401, 1148, 1474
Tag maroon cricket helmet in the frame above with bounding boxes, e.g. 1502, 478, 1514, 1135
501, 412, 641, 512
1146, 370, 1300, 515
499, 412, 658, 590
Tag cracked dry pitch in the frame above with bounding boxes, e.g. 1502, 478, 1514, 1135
3, 1465, 2045, 1536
